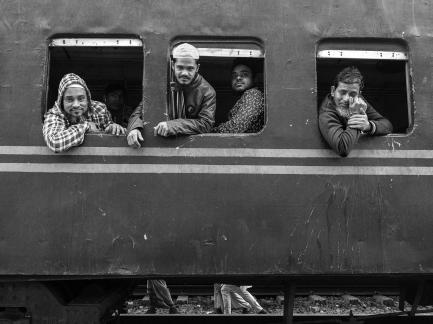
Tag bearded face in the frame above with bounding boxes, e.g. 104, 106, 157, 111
331, 82, 361, 119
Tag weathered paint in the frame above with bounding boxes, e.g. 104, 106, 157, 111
0, 0, 433, 279
1, 172, 432, 275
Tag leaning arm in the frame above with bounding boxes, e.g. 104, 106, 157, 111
318, 111, 360, 157
127, 97, 151, 133
365, 105, 393, 135
42, 113, 89, 153
166, 91, 216, 135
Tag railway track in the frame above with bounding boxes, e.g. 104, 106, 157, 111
119, 284, 433, 324
132, 284, 401, 297
112, 313, 433, 324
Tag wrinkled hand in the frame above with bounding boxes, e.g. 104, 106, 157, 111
154, 121, 173, 137
87, 121, 99, 133
348, 114, 370, 132
105, 123, 126, 136
347, 97, 370, 132
127, 129, 144, 148
349, 96, 367, 116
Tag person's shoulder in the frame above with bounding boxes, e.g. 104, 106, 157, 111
362, 96, 377, 113
318, 100, 340, 123
318, 94, 335, 114
44, 105, 64, 120
244, 88, 263, 98
198, 74, 216, 95
90, 100, 108, 113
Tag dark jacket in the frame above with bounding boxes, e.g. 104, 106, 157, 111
318, 94, 393, 157
127, 74, 216, 135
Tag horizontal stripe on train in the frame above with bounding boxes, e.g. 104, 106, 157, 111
0, 163, 433, 175
0, 146, 432, 159
2, 155, 433, 167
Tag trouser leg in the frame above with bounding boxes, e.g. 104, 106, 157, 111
239, 286, 263, 312
230, 292, 248, 309
147, 279, 174, 308
221, 284, 251, 314
221, 284, 233, 314
213, 283, 223, 310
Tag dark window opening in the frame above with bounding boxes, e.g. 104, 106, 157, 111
169, 40, 265, 133
44, 36, 143, 125
316, 39, 411, 134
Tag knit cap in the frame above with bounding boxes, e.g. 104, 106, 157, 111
172, 43, 199, 60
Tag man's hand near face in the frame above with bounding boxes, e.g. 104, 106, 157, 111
347, 97, 371, 132
349, 96, 367, 116
154, 121, 175, 137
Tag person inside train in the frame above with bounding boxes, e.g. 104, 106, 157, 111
213, 59, 264, 133
145, 279, 179, 314
219, 284, 268, 314
318, 66, 393, 157
43, 73, 125, 153
104, 83, 133, 128
126, 42, 216, 148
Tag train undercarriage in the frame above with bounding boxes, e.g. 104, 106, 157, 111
1, 276, 433, 324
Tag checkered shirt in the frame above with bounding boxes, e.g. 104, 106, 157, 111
43, 101, 113, 153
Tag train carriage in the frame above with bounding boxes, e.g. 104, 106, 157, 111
1, 0, 433, 322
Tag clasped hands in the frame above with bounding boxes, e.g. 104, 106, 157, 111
347, 97, 370, 132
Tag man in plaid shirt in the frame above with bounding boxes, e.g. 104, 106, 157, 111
43, 73, 125, 153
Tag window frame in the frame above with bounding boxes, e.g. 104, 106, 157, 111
316, 38, 413, 136
42, 35, 144, 135
167, 37, 267, 137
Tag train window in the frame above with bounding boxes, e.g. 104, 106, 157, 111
44, 36, 143, 125
168, 39, 265, 133
316, 39, 411, 134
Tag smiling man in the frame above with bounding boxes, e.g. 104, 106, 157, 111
127, 43, 216, 147
318, 66, 393, 157
43, 73, 125, 152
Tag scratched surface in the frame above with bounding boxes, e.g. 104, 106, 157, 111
0, 172, 432, 275
0, 0, 433, 276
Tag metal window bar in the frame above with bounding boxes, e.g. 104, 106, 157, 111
197, 48, 263, 57
317, 50, 407, 60
169, 67, 177, 120
49, 38, 143, 47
